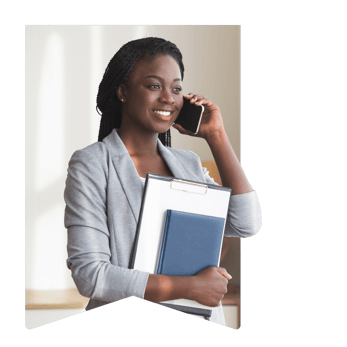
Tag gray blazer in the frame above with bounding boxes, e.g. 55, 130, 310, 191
64, 128, 261, 324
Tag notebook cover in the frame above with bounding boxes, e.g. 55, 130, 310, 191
157, 210, 225, 276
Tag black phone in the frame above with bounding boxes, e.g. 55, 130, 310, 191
173, 97, 204, 134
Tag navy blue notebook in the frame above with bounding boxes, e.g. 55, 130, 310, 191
157, 210, 225, 276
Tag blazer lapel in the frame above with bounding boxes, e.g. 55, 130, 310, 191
103, 129, 144, 224
157, 139, 190, 180
103, 129, 195, 224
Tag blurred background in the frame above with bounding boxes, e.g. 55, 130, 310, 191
25, 25, 241, 329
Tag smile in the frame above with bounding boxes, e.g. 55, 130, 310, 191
153, 110, 172, 116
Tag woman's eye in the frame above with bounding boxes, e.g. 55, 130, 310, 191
173, 86, 182, 93
149, 84, 160, 90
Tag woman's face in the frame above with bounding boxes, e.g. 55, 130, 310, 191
120, 54, 184, 135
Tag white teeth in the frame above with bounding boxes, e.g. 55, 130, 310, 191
154, 110, 171, 116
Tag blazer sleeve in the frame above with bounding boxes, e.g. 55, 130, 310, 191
64, 147, 149, 303
202, 166, 262, 238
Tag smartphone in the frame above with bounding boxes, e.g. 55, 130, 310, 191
173, 97, 204, 134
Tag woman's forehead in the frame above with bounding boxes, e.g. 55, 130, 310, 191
129, 54, 181, 81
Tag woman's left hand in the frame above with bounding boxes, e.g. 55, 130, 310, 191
172, 93, 225, 140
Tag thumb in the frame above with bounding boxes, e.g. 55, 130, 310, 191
172, 123, 184, 132
172, 123, 195, 136
172, 123, 187, 134
217, 268, 232, 280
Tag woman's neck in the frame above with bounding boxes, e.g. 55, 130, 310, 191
118, 126, 159, 158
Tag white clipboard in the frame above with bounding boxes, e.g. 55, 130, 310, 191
130, 173, 231, 317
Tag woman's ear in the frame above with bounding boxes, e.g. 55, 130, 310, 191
116, 85, 126, 103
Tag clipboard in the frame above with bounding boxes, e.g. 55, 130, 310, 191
130, 173, 231, 317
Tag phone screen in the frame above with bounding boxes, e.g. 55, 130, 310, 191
173, 97, 204, 134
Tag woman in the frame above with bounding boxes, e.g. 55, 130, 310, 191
64, 37, 261, 326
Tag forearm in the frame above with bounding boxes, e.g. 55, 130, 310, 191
144, 273, 192, 303
205, 130, 253, 195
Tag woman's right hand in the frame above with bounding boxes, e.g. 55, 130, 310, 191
189, 266, 231, 307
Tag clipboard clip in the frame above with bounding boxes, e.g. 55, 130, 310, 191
170, 179, 208, 195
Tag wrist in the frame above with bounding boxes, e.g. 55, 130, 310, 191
185, 276, 197, 301
205, 128, 228, 146
171, 275, 195, 301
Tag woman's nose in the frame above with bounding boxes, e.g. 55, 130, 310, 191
159, 89, 175, 104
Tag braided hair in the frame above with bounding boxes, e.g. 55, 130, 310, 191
96, 37, 185, 146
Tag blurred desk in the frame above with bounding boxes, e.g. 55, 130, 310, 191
222, 284, 240, 329
26, 289, 88, 309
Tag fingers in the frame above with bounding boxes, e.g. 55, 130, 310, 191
185, 93, 216, 109
220, 272, 232, 281
185, 93, 206, 106
216, 267, 232, 280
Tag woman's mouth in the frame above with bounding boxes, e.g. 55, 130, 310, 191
153, 110, 172, 117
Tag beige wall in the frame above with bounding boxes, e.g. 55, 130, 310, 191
26, 25, 240, 291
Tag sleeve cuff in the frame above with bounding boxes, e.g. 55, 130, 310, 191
225, 190, 262, 237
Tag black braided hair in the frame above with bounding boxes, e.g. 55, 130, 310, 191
96, 37, 184, 146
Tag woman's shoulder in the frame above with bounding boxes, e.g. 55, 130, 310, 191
73, 140, 108, 156
67, 140, 110, 171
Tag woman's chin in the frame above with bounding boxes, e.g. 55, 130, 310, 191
149, 122, 174, 135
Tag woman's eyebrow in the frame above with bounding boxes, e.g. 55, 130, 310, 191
145, 75, 181, 82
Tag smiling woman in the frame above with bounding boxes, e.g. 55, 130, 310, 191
117, 55, 184, 140
116, 54, 184, 177
96, 37, 185, 146
64, 37, 262, 327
